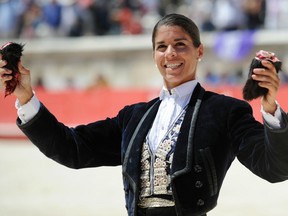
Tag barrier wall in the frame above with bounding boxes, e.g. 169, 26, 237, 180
1, 31, 287, 91
1, 85, 288, 138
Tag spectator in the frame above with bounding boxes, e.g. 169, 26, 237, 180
0, 0, 25, 38
89, 0, 111, 35
0, 0, 288, 38
265, 0, 288, 29
42, 0, 62, 36
242, 0, 266, 29
60, 1, 83, 37
17, 1, 43, 38
211, 0, 246, 31
110, 1, 143, 35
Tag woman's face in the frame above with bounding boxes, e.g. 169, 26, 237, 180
153, 25, 203, 89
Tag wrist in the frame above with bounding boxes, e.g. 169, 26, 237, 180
17, 89, 34, 106
262, 102, 277, 115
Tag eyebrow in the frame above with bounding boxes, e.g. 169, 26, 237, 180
155, 37, 190, 45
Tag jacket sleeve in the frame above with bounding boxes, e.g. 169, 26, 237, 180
17, 103, 124, 169
236, 107, 288, 183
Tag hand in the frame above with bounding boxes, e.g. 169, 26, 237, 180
0, 60, 33, 105
252, 60, 280, 114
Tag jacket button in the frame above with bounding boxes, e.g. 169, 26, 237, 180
197, 199, 205, 206
194, 165, 202, 173
195, 181, 203, 188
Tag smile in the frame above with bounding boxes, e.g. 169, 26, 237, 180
165, 63, 183, 69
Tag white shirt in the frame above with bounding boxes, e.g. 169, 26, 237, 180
148, 80, 197, 152
16, 81, 283, 152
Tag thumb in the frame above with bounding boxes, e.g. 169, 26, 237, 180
18, 61, 30, 75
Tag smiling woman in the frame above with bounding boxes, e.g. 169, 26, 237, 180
153, 25, 203, 89
1, 13, 288, 216
152, 14, 203, 90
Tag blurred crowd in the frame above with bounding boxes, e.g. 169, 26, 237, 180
0, 0, 288, 39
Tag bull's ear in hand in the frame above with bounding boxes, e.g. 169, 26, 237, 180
0, 42, 24, 97
242, 50, 282, 101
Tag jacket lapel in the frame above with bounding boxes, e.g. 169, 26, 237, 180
122, 100, 161, 192
171, 83, 205, 178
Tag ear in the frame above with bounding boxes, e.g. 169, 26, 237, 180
197, 44, 204, 61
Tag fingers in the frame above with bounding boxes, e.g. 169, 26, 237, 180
0, 60, 9, 74
0, 60, 12, 86
252, 60, 280, 90
0, 59, 6, 67
252, 69, 279, 86
261, 60, 277, 72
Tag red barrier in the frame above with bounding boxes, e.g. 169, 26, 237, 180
1, 85, 287, 138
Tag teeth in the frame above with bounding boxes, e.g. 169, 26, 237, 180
166, 63, 181, 68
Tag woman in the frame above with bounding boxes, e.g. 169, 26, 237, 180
1, 13, 288, 216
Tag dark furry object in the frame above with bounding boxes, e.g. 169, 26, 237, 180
242, 50, 282, 101
0, 42, 24, 97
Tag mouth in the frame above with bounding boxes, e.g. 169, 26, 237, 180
164, 63, 183, 69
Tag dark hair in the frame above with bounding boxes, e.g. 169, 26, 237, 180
152, 13, 201, 50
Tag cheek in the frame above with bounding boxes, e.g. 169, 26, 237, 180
154, 51, 164, 62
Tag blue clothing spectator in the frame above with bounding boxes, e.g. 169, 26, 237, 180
0, 0, 21, 38
42, 0, 62, 29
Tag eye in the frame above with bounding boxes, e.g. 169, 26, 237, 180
175, 42, 186, 46
156, 44, 167, 51
174, 42, 190, 52
175, 42, 188, 50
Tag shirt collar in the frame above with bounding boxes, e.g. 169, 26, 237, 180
159, 80, 198, 100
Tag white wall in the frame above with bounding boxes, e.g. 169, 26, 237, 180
1, 30, 288, 91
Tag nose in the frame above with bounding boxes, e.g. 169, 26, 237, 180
165, 45, 177, 58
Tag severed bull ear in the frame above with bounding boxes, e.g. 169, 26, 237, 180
0, 42, 24, 97
242, 50, 282, 101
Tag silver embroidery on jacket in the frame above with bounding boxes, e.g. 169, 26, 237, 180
139, 109, 186, 198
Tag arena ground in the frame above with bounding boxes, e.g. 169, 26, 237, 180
1, 139, 288, 216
